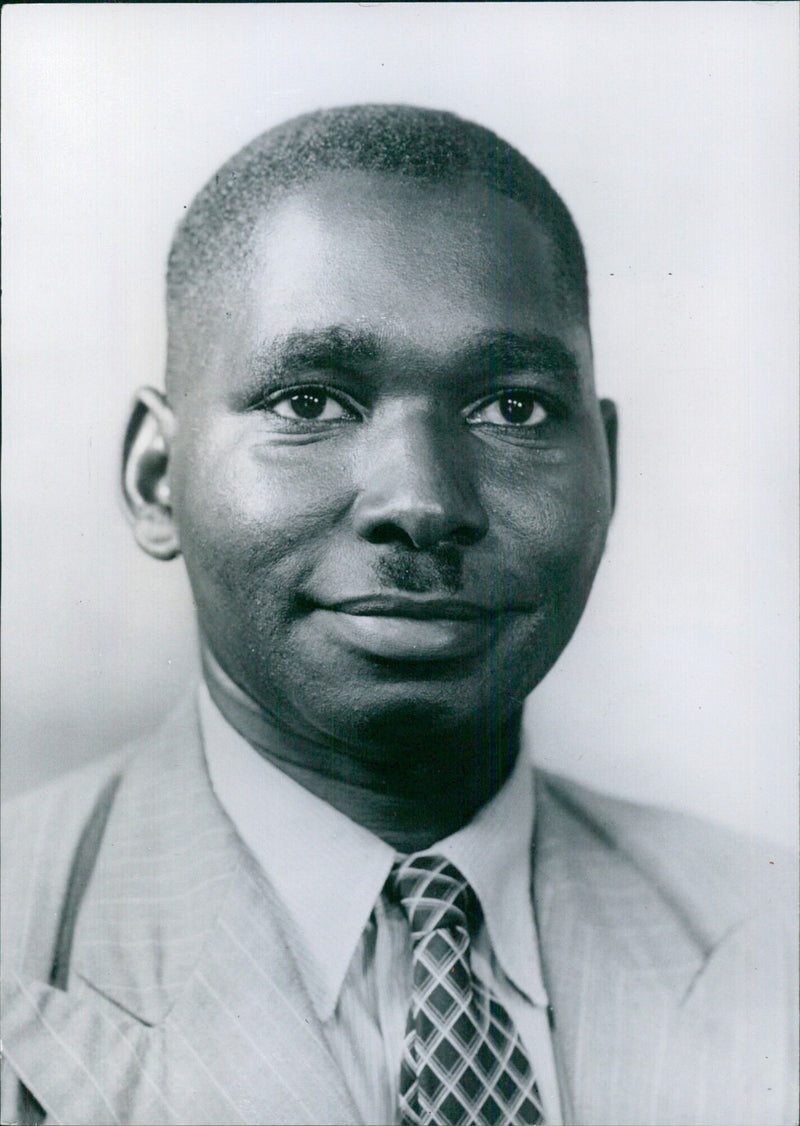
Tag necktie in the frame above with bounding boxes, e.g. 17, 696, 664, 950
390, 854, 546, 1126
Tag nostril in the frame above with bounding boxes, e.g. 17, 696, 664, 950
366, 520, 482, 551
451, 526, 483, 548
369, 523, 417, 548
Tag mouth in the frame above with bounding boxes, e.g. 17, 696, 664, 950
324, 595, 490, 620
311, 595, 500, 661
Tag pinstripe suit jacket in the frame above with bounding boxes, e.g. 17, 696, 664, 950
2, 697, 797, 1126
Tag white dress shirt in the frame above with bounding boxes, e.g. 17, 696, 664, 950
199, 684, 563, 1125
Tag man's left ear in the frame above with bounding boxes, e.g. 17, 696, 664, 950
599, 398, 618, 512
122, 387, 180, 560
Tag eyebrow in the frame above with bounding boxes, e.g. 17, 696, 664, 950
249, 326, 383, 381
453, 330, 580, 380
250, 326, 580, 383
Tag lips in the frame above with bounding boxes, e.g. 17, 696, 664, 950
324, 595, 491, 621
312, 595, 499, 661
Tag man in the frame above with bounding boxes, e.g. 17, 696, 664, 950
2, 105, 796, 1126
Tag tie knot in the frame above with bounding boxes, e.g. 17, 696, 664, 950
389, 854, 476, 940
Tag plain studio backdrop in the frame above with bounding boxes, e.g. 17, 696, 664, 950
2, 3, 797, 847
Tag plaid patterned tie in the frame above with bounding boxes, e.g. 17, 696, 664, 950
390, 854, 546, 1126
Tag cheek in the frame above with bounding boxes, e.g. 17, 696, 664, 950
170, 430, 353, 594
491, 461, 611, 592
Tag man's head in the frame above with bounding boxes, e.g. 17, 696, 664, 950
124, 104, 616, 761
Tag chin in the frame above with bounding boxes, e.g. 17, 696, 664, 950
300, 662, 528, 754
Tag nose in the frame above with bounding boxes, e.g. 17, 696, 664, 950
352, 406, 489, 550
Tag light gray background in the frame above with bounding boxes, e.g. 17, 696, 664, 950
3, 2, 797, 846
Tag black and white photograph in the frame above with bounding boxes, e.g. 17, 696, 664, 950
2, 4, 797, 1124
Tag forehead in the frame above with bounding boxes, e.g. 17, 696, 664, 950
198, 171, 592, 382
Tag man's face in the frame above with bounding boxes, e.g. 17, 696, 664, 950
166, 172, 614, 752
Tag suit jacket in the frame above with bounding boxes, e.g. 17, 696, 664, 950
2, 697, 797, 1126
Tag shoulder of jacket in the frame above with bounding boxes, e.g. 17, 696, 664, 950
4, 745, 128, 820
1, 692, 199, 849
2, 750, 129, 977
0, 700, 198, 982
535, 769, 797, 943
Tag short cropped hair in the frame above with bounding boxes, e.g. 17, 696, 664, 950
167, 104, 589, 348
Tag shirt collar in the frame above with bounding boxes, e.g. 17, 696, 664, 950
198, 682, 547, 1022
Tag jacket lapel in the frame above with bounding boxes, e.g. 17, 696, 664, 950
533, 775, 791, 1126
3, 700, 361, 1125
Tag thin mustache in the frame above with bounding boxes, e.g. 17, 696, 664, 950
374, 547, 462, 595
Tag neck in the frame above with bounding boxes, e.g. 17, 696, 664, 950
202, 647, 522, 852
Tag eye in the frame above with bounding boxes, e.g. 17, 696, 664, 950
466, 389, 548, 428
266, 386, 355, 422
